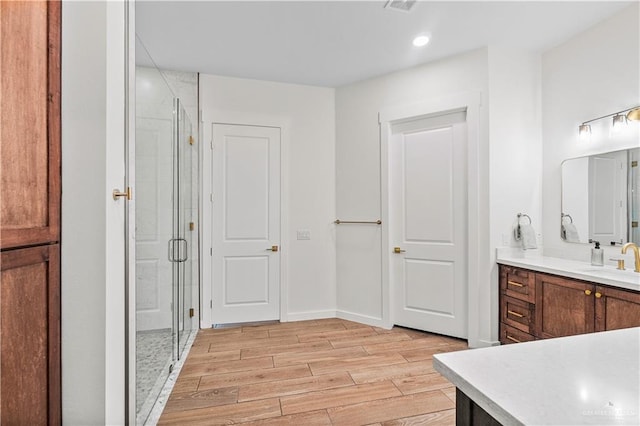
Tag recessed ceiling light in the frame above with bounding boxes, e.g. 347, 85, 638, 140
412, 35, 430, 47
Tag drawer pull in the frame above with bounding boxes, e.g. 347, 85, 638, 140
507, 280, 524, 288
595, 292, 602, 299
585, 289, 592, 296
507, 310, 524, 318
506, 335, 521, 343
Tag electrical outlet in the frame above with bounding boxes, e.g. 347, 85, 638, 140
297, 229, 311, 240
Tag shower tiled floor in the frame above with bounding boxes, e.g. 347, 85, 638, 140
137, 329, 173, 421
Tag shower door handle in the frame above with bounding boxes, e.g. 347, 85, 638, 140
168, 239, 188, 263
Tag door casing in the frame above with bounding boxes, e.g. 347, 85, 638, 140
200, 111, 291, 328
379, 92, 482, 345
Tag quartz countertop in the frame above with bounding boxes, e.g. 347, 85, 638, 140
433, 328, 640, 425
497, 252, 640, 292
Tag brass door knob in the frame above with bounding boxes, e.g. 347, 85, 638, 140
393, 247, 406, 254
584, 289, 592, 296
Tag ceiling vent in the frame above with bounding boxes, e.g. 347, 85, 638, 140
384, 0, 417, 13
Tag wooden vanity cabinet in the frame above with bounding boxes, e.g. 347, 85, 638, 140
535, 274, 594, 339
499, 264, 640, 345
498, 266, 536, 344
595, 285, 640, 332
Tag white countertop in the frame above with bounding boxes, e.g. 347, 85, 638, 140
497, 252, 640, 292
434, 328, 640, 425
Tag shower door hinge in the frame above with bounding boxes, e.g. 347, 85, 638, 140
189, 308, 195, 318
189, 222, 195, 231
189, 135, 195, 145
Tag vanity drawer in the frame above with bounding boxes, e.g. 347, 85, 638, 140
500, 295, 535, 334
500, 265, 536, 303
500, 323, 535, 345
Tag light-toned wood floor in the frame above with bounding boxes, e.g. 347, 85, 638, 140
159, 318, 467, 425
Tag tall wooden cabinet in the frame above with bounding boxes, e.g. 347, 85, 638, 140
0, 1, 61, 424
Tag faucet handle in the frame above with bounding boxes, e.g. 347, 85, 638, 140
609, 257, 625, 270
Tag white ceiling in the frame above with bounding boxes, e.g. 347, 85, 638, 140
135, 1, 634, 88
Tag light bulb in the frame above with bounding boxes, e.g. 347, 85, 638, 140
612, 114, 626, 132
578, 123, 591, 140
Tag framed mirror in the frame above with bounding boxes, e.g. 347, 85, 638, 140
561, 148, 639, 245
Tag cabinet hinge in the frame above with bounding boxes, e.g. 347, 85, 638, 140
210, 300, 213, 308
189, 222, 195, 231
632, 160, 638, 167
189, 308, 195, 318
210, 247, 213, 256
189, 135, 194, 145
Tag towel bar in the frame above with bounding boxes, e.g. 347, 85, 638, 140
334, 219, 382, 225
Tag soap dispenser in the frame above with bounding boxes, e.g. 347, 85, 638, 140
591, 241, 604, 266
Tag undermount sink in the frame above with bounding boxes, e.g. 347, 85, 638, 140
577, 266, 640, 280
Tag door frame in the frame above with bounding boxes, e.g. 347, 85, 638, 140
379, 92, 482, 342
200, 110, 290, 328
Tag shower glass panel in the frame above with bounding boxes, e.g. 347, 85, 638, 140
134, 38, 198, 424
135, 47, 175, 424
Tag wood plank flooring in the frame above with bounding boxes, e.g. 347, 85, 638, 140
159, 318, 467, 425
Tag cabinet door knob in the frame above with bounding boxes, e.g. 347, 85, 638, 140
595, 292, 602, 298
584, 289, 592, 296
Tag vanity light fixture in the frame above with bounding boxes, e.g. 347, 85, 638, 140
612, 113, 626, 132
578, 123, 591, 138
577, 105, 640, 138
627, 106, 640, 121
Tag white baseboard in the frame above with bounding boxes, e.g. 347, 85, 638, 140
285, 310, 336, 322
336, 310, 390, 329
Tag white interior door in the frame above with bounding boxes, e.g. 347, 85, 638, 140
589, 151, 627, 245
212, 123, 281, 324
390, 111, 468, 339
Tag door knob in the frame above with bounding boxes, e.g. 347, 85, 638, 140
393, 247, 406, 254
113, 187, 132, 200
266, 245, 279, 252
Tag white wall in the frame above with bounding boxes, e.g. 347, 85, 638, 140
542, 3, 640, 262
199, 75, 336, 323
62, 1, 126, 423
335, 49, 492, 346
488, 47, 542, 342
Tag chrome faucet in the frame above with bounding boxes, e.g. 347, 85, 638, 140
621, 243, 640, 273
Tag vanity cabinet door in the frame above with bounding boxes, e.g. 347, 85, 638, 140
595, 286, 640, 332
535, 273, 595, 339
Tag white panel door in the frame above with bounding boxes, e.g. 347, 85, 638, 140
589, 151, 627, 245
212, 124, 280, 324
135, 118, 174, 331
390, 112, 468, 338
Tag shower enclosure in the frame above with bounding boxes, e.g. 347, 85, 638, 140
134, 39, 199, 424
